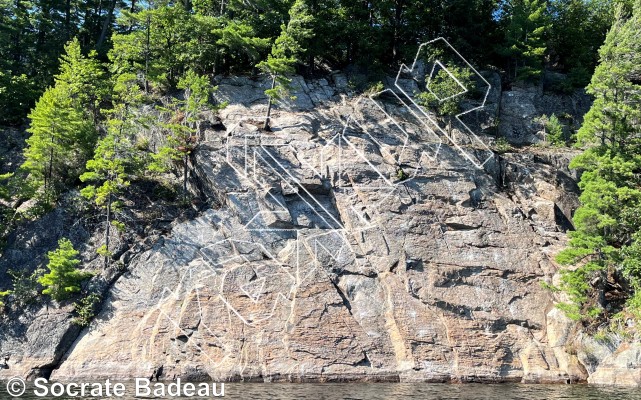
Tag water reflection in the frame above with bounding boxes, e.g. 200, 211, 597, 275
7, 382, 641, 400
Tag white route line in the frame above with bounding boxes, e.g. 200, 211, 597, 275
147, 37, 492, 375
393, 37, 494, 169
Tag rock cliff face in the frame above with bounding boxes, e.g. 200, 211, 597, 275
0, 74, 613, 383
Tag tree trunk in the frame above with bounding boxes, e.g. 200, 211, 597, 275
263, 76, 276, 131
126, 0, 137, 33
96, 0, 116, 49
144, 14, 151, 93
446, 116, 453, 138
183, 153, 189, 200
65, 0, 71, 41
46, 128, 54, 197
105, 192, 111, 267
392, 0, 404, 61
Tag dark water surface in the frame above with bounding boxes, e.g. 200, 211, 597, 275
6, 382, 641, 399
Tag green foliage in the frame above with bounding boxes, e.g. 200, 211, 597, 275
38, 238, 92, 302
177, 70, 219, 125
0, 71, 38, 125
21, 39, 102, 202
0, 172, 11, 200
212, 20, 271, 72
7, 268, 44, 307
536, 114, 566, 146
23, 84, 95, 201
79, 121, 131, 260
54, 38, 106, 120
150, 70, 217, 197
548, 0, 621, 88
72, 292, 102, 327
258, 30, 298, 103
0, 0, 115, 124
111, 220, 126, 233
80, 131, 131, 207
556, 2, 641, 322
364, 81, 385, 96
625, 289, 641, 321
284, 0, 315, 68
540, 280, 561, 292
494, 137, 512, 153
396, 168, 408, 181
80, 72, 148, 262
500, 0, 551, 81
96, 245, 112, 258
417, 65, 474, 117
255, 0, 315, 129
556, 302, 583, 321
110, 3, 225, 89
0, 290, 11, 308
0, 0, 626, 126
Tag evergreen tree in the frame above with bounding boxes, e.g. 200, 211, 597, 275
535, 113, 565, 145
54, 38, 106, 123
257, 1, 311, 130
80, 73, 144, 265
21, 39, 101, 201
110, 2, 220, 89
556, 2, 641, 321
38, 238, 92, 302
22, 84, 94, 201
548, 0, 618, 88
150, 70, 218, 198
212, 20, 271, 74
417, 62, 474, 136
500, 0, 550, 81
285, 0, 315, 71
442, 0, 503, 65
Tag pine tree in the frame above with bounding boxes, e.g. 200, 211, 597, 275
417, 62, 474, 136
38, 238, 92, 302
500, 0, 550, 81
22, 84, 93, 201
54, 38, 106, 123
110, 3, 219, 89
21, 39, 100, 202
257, 1, 312, 130
80, 73, 143, 266
548, 0, 618, 88
556, 2, 641, 321
80, 125, 131, 266
286, 0, 315, 71
150, 70, 217, 198
212, 20, 271, 74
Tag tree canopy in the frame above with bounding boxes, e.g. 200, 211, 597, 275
556, 1, 641, 322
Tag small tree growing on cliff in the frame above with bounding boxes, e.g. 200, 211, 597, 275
535, 114, 565, 146
150, 70, 218, 199
417, 64, 473, 136
38, 238, 92, 302
0, 290, 10, 309
80, 74, 142, 266
257, 29, 298, 131
257, 0, 312, 131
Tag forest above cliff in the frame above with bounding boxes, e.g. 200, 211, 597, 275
1, 0, 641, 386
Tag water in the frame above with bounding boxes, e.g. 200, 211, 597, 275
6, 382, 641, 399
